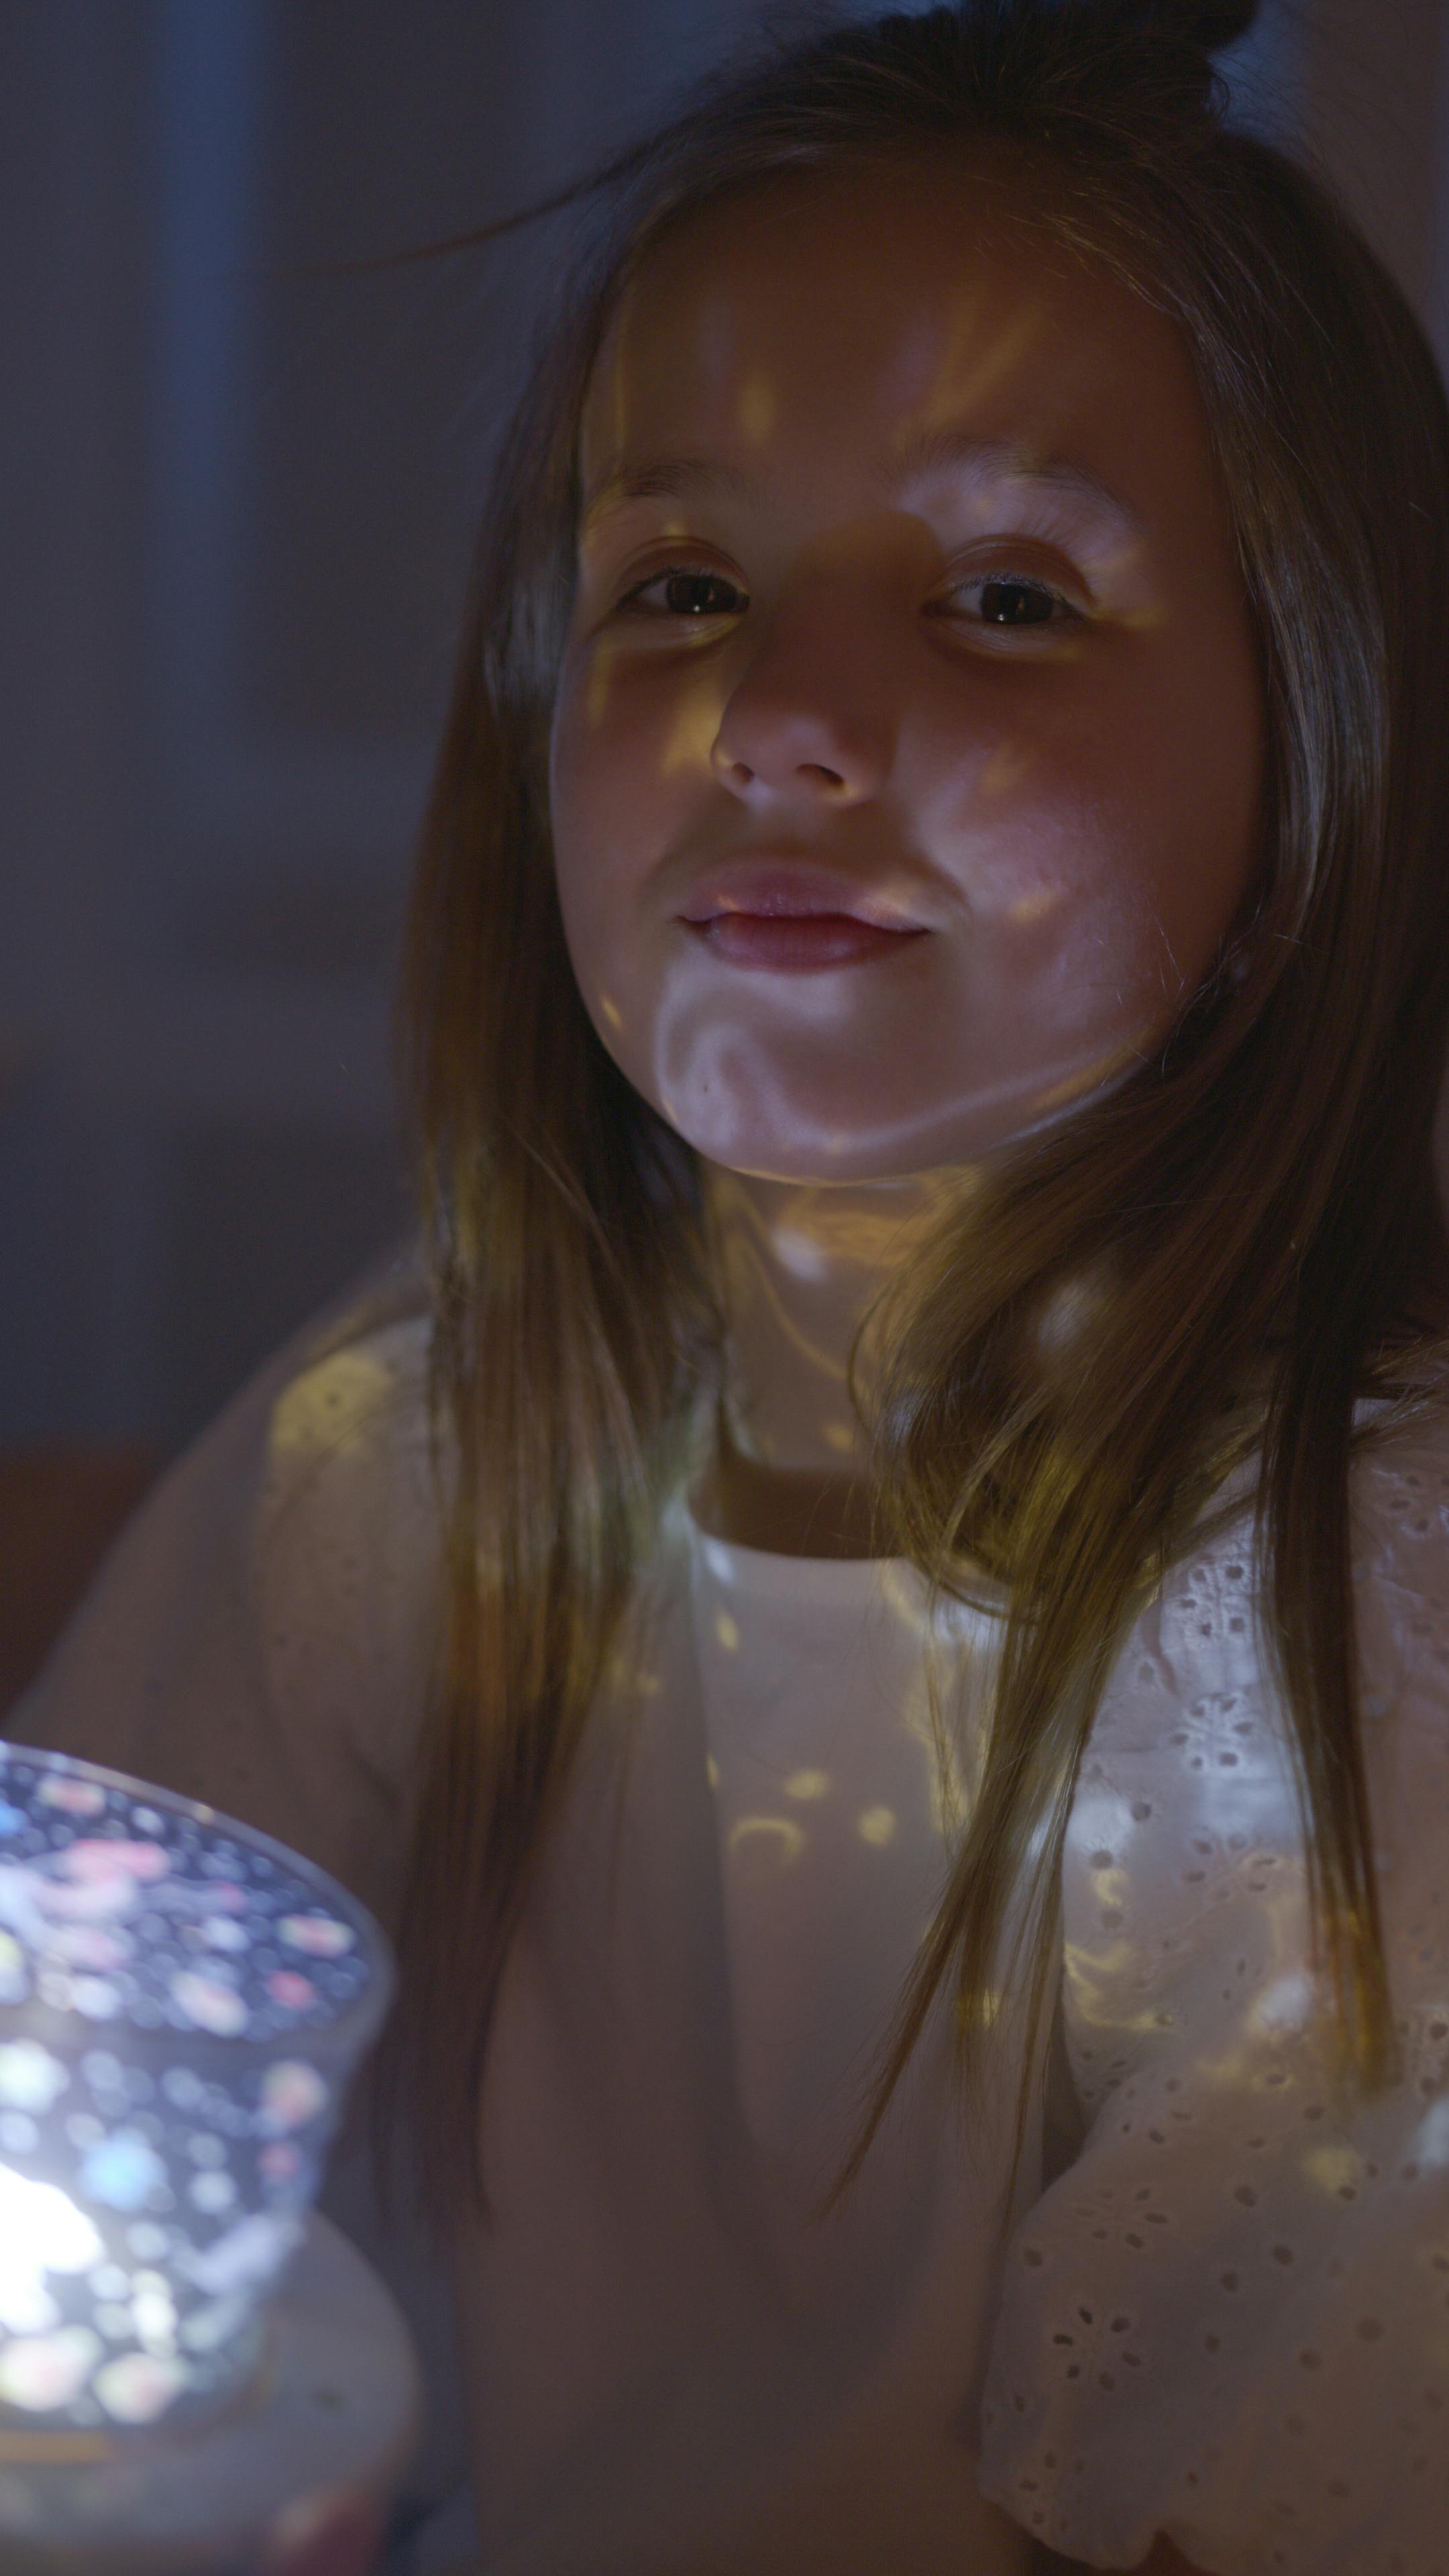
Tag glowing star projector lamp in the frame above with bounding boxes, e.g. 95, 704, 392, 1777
0, 1743, 419, 2575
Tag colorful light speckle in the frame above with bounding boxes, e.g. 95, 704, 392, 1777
80, 2131, 168, 2212
94, 2349, 185, 2423
278, 1914, 354, 1958
170, 1973, 248, 2038
0, 2042, 67, 2112
258, 2061, 327, 2135
36, 1778, 105, 1817
266, 1971, 315, 2011
0, 2325, 102, 2410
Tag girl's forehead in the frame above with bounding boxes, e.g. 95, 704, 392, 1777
579, 160, 1208, 517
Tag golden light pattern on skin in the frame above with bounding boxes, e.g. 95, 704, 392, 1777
586, 630, 625, 729
580, 508, 704, 732
597, 992, 624, 1033
765, 1175, 971, 1272
896, 290, 1045, 441
735, 369, 776, 444
979, 740, 1032, 800
712, 1190, 857, 1396
659, 676, 727, 777
1006, 883, 1065, 928
714, 1610, 741, 1652
704, 1171, 979, 1495
579, 495, 692, 551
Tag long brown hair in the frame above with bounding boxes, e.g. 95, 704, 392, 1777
378, 0, 1449, 2230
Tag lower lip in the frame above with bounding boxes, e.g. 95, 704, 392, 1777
685, 914, 926, 971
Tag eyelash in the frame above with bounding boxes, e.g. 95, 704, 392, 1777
614, 561, 1082, 632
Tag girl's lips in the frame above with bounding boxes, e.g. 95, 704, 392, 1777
686, 914, 927, 971
678, 861, 932, 969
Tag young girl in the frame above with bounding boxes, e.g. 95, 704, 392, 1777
17, 3, 1449, 2570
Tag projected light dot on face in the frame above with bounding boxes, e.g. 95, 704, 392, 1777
549, 157, 1263, 1185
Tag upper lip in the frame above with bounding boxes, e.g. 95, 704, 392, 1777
677, 858, 930, 931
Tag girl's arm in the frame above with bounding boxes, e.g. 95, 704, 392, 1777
979, 1410, 1449, 2576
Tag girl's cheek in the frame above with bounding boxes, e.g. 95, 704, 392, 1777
928, 665, 1246, 983
554, 658, 712, 888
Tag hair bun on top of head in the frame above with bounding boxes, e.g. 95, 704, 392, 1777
956, 1, 1260, 71
1131, 0, 1260, 48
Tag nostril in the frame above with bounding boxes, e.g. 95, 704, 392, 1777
800, 763, 847, 790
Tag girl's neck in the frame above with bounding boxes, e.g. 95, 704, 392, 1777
692, 1165, 964, 1559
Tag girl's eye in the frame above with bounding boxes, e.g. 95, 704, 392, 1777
934, 573, 1078, 631
621, 567, 748, 619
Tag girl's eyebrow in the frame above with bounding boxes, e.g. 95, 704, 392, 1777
582, 432, 1142, 543
890, 427, 1145, 539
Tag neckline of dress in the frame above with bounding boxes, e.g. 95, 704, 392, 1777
682, 1498, 909, 1603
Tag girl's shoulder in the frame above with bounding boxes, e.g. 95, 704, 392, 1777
257, 1294, 435, 1527
9, 1267, 442, 1917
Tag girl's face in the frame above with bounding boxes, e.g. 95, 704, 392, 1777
550, 158, 1264, 1183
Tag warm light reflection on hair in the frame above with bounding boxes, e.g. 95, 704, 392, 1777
1028, 1043, 1141, 1116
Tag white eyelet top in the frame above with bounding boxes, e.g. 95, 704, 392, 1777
12, 1291, 1449, 2576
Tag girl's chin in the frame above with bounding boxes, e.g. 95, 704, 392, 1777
660, 1116, 1009, 1185
645, 1036, 1148, 1178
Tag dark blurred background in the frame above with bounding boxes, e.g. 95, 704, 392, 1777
0, 0, 1444, 1687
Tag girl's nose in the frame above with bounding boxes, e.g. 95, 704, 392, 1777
709, 618, 892, 806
